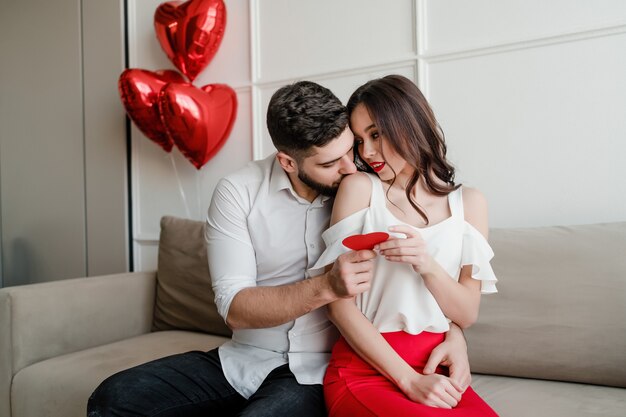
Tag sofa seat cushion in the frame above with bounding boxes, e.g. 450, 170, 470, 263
471, 373, 626, 417
11, 330, 229, 417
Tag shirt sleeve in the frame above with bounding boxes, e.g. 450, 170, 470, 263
309, 208, 367, 272
461, 222, 498, 294
205, 178, 258, 320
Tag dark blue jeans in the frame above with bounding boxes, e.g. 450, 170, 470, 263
87, 348, 326, 417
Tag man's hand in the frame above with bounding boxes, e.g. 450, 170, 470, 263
327, 250, 376, 298
398, 372, 463, 409
423, 326, 472, 392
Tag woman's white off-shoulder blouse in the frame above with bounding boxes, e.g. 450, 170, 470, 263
311, 173, 498, 335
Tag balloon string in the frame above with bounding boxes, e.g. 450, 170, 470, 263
169, 153, 191, 219
195, 170, 202, 220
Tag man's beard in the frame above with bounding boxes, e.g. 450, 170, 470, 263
298, 170, 343, 197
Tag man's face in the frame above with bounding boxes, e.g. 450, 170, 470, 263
296, 127, 357, 197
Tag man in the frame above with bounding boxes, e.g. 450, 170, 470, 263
87, 81, 470, 416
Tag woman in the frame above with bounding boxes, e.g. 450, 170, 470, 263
312, 75, 499, 416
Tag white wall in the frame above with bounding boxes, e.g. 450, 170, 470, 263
421, 0, 626, 228
129, 0, 626, 271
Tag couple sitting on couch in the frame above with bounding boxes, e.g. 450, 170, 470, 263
88, 75, 498, 417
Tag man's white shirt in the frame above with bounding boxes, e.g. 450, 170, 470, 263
205, 154, 339, 399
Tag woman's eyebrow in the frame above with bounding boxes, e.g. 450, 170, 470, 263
364, 123, 376, 132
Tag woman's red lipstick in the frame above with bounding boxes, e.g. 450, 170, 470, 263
369, 161, 385, 173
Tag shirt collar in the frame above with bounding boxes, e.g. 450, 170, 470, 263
269, 155, 293, 194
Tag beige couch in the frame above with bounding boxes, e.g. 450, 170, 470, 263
1, 217, 625, 417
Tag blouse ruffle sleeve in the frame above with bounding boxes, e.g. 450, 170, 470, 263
461, 222, 498, 294
309, 208, 368, 273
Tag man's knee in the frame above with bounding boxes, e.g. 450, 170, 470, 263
87, 372, 127, 417
86, 351, 232, 417
87, 369, 142, 417
243, 381, 326, 417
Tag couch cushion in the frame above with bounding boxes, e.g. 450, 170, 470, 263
11, 330, 229, 417
153, 216, 232, 337
466, 222, 626, 388
471, 373, 626, 417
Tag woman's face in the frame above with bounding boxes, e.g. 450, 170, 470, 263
350, 103, 409, 181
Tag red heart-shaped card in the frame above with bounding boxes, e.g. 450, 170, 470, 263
342, 232, 389, 251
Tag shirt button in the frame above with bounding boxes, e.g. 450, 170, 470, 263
309, 243, 315, 248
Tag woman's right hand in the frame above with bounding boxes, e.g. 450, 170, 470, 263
398, 372, 463, 409
377, 225, 435, 275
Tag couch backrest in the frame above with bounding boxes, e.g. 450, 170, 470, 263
466, 222, 626, 388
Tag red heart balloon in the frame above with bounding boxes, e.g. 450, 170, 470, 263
158, 82, 237, 169
342, 232, 390, 251
118, 69, 185, 152
154, 0, 227, 82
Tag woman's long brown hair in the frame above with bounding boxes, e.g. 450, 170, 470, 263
347, 74, 460, 225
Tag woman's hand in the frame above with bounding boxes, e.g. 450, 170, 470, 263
397, 371, 463, 409
375, 225, 434, 274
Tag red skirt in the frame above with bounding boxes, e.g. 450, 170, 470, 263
323, 331, 499, 417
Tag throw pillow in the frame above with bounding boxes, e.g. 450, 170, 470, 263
153, 215, 232, 337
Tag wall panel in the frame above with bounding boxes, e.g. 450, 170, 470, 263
135, 239, 159, 273
421, 0, 626, 55
255, 0, 415, 83
425, 31, 626, 228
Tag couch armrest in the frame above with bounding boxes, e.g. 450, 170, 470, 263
0, 271, 157, 416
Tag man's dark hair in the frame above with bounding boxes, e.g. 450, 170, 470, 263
266, 81, 348, 160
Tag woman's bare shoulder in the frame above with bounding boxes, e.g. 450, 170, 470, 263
461, 186, 489, 238
340, 171, 372, 190
462, 186, 487, 210
332, 172, 373, 223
